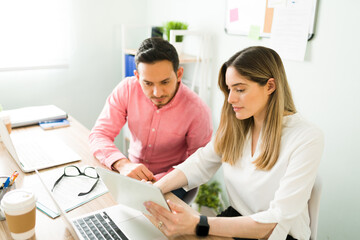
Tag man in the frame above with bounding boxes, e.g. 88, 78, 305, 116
89, 38, 212, 195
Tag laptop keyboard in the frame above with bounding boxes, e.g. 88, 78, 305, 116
16, 142, 55, 168
10, 131, 80, 170
73, 212, 129, 240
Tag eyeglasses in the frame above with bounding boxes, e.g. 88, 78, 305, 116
51, 165, 99, 196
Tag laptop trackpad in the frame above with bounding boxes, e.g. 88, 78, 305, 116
118, 215, 166, 240
107, 207, 166, 240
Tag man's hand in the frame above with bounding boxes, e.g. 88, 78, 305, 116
112, 158, 154, 181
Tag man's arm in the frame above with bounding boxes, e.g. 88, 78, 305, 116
89, 81, 129, 168
89, 79, 154, 181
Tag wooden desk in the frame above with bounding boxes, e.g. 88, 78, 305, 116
0, 117, 230, 240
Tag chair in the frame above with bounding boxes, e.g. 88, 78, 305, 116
308, 176, 322, 240
182, 187, 199, 205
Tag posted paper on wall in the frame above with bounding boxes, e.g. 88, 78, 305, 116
269, 0, 312, 61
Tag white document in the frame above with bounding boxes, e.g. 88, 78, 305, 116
25, 166, 108, 218
3, 105, 67, 128
268, 0, 286, 8
269, 0, 312, 61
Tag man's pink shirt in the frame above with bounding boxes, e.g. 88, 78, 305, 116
89, 77, 212, 179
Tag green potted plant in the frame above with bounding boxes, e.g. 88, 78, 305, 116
194, 181, 224, 216
151, 26, 164, 39
163, 21, 188, 42
163, 21, 188, 55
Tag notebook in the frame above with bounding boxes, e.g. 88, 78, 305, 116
35, 169, 167, 240
2, 105, 68, 128
0, 120, 80, 173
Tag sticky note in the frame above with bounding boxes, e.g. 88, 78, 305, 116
248, 25, 261, 40
230, 8, 239, 22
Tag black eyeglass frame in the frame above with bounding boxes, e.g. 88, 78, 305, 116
51, 165, 99, 196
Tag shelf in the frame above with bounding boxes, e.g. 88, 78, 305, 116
124, 48, 200, 64
124, 49, 137, 55
178, 53, 201, 63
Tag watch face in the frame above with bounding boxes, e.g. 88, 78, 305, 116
196, 215, 209, 236
196, 225, 209, 236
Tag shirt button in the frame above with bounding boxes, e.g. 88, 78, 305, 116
145, 159, 148, 162
152, 128, 155, 132
156, 110, 160, 113
148, 144, 152, 147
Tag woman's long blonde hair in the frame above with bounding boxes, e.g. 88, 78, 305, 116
214, 46, 296, 170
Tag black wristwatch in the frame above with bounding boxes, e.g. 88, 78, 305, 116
196, 215, 209, 237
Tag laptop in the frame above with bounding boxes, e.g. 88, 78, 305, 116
35, 169, 167, 240
0, 120, 80, 173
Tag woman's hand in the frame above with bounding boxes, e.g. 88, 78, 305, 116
144, 199, 200, 237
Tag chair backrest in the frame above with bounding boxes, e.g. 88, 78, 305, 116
308, 176, 322, 240
182, 187, 199, 205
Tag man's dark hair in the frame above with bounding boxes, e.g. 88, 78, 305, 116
135, 37, 179, 72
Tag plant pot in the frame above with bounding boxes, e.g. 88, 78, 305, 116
173, 42, 183, 56
191, 203, 217, 217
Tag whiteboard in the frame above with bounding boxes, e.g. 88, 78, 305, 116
225, 0, 318, 40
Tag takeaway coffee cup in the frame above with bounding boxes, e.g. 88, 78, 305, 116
0, 189, 36, 240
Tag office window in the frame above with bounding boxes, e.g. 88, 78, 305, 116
0, 0, 70, 71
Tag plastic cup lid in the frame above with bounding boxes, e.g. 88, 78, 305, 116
1, 189, 36, 213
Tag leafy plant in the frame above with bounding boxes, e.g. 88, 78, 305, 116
163, 21, 188, 42
151, 26, 164, 38
195, 181, 224, 214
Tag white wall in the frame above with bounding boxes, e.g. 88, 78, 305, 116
146, 0, 360, 239
0, 0, 148, 129
0, 0, 359, 239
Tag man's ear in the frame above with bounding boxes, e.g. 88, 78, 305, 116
267, 78, 276, 95
176, 67, 184, 82
134, 70, 139, 80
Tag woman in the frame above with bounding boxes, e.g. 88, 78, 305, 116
144, 46, 324, 240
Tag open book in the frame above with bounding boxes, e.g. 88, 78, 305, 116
3, 105, 68, 128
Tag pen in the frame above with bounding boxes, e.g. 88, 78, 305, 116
10, 171, 19, 186
3, 177, 10, 189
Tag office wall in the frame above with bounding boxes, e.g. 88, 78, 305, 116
0, 0, 148, 129
1, 0, 359, 239
146, 0, 360, 239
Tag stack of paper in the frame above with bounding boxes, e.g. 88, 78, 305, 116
3, 105, 68, 128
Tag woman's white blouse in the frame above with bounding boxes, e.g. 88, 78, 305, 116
175, 113, 324, 240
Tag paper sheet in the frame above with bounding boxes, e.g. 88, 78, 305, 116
25, 166, 108, 218
269, 0, 312, 61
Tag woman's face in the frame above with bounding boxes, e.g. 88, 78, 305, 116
225, 66, 274, 122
